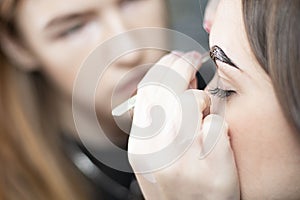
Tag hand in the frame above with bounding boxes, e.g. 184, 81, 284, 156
128, 52, 240, 200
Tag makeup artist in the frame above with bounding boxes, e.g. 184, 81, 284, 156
0, 0, 168, 199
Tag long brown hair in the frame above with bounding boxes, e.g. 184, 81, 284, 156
0, 1, 91, 199
242, 0, 300, 132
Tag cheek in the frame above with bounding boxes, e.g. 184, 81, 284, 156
224, 96, 274, 195
225, 92, 300, 197
38, 51, 87, 97
225, 97, 261, 165
225, 89, 289, 160
226, 100, 261, 159
35, 27, 102, 97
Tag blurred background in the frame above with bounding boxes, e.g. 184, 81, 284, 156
168, 0, 214, 88
169, 0, 209, 50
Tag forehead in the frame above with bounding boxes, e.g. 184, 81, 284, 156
16, 0, 110, 32
18, 0, 95, 28
209, 0, 258, 72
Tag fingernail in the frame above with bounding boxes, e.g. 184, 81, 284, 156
184, 51, 203, 68
171, 50, 184, 57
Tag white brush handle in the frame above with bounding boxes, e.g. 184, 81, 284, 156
112, 53, 210, 117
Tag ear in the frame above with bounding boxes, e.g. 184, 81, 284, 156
0, 32, 39, 71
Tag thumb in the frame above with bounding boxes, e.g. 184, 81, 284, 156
199, 114, 233, 163
199, 114, 240, 198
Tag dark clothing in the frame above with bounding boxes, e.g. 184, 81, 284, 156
64, 136, 144, 200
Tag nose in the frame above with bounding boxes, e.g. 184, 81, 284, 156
103, 9, 143, 68
203, 0, 221, 33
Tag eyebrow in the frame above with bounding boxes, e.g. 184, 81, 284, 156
44, 13, 87, 31
210, 45, 240, 70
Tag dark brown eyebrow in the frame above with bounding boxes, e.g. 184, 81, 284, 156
210, 45, 240, 70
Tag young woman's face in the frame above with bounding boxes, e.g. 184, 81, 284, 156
16, 0, 167, 144
207, 0, 300, 198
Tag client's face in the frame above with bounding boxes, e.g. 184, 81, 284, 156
207, 0, 300, 199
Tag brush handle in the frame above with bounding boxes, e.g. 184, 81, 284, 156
112, 53, 210, 117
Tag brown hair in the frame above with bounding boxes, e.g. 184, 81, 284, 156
0, 1, 91, 199
242, 0, 300, 132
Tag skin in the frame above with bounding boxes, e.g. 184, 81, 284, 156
129, 0, 300, 199
12, 0, 167, 147
8, 0, 300, 198
203, 0, 220, 33
208, 0, 300, 198
128, 52, 239, 200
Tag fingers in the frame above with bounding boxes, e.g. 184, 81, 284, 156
157, 51, 183, 66
166, 51, 203, 87
199, 114, 233, 162
189, 77, 198, 89
138, 51, 204, 95
139, 51, 183, 87
179, 89, 211, 120
198, 114, 239, 196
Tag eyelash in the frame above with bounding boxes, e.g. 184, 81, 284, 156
209, 88, 236, 99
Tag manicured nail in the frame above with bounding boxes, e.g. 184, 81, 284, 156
171, 50, 184, 56
184, 51, 202, 68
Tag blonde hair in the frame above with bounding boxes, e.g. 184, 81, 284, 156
0, 1, 91, 199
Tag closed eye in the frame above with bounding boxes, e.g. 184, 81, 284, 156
45, 12, 96, 40
57, 22, 86, 38
209, 87, 236, 99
